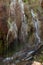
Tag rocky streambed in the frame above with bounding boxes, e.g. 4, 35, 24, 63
0, 43, 43, 65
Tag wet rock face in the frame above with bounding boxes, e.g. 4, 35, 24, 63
41, 0, 43, 8
19, 22, 28, 44
0, 2, 8, 37
24, 4, 36, 48
39, 20, 43, 41
0, 2, 8, 55
37, 11, 43, 42
0, 3, 8, 33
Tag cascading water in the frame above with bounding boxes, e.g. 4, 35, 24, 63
7, 21, 18, 44
9, 0, 28, 44
10, 0, 24, 25
31, 9, 41, 44
3, 0, 28, 62
7, 0, 24, 43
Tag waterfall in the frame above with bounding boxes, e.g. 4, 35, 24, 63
3, 0, 28, 63
6, 21, 18, 44
8, 0, 28, 43
31, 9, 41, 44
7, 0, 24, 42
10, 0, 24, 22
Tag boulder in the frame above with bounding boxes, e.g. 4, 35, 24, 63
32, 61, 42, 65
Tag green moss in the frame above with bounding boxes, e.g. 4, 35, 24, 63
23, 0, 28, 3
33, 46, 43, 63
